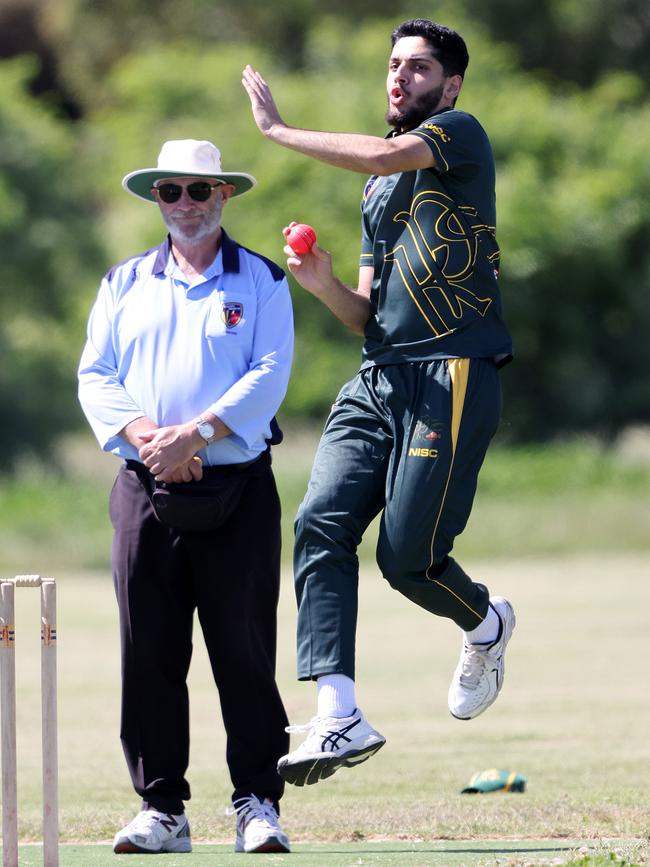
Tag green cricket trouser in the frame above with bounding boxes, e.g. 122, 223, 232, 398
293, 357, 502, 681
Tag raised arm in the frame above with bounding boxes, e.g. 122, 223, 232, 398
242, 65, 435, 176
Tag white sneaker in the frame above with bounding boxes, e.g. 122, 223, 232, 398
232, 795, 290, 853
113, 809, 192, 854
277, 708, 386, 786
448, 596, 516, 720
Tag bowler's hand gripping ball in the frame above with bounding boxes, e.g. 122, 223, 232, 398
287, 223, 317, 255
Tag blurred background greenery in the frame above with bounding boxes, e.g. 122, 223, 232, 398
0, 0, 649, 569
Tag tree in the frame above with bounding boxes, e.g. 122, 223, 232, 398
472, 64, 650, 438
2, 7, 649, 455
84, 20, 650, 439
0, 57, 106, 470
469, 0, 650, 89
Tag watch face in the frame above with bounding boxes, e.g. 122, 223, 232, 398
198, 421, 215, 441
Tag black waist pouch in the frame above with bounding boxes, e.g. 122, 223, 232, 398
127, 453, 267, 533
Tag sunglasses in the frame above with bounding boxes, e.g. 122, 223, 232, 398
153, 181, 223, 203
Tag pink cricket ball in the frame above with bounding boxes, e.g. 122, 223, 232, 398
287, 223, 317, 255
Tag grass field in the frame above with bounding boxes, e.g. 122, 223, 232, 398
1, 429, 650, 572
4, 553, 649, 865
1, 430, 649, 865
10, 839, 648, 866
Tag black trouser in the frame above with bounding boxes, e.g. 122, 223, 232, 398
109, 452, 289, 813
294, 359, 500, 680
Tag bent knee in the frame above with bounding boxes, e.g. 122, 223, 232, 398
377, 543, 446, 588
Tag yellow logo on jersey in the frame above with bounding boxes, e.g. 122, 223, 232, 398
421, 123, 450, 142
408, 447, 439, 458
385, 189, 494, 336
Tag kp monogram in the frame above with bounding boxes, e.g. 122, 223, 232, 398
385, 190, 494, 336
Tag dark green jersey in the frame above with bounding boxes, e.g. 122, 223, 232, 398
359, 108, 512, 367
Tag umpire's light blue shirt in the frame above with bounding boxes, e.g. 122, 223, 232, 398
78, 232, 294, 465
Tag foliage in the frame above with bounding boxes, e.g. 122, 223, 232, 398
1, 435, 649, 572
84, 20, 650, 437
0, 57, 105, 470
464, 56, 650, 439
23, 0, 650, 104
85, 35, 381, 420
469, 0, 650, 88
32, 0, 421, 111
1, 5, 650, 466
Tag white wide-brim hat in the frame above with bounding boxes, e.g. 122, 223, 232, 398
122, 139, 257, 202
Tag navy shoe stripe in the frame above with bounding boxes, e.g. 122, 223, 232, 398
319, 717, 361, 752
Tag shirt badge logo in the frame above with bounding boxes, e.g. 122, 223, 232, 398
413, 417, 443, 442
421, 123, 451, 142
408, 417, 443, 458
362, 174, 378, 203
221, 302, 243, 328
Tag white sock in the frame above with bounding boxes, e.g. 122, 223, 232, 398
464, 602, 500, 645
317, 674, 357, 719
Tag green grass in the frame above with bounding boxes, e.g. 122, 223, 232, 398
2, 430, 649, 865
4, 554, 650, 864
0, 430, 649, 572
10, 839, 649, 866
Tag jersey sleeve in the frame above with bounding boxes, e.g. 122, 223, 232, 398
405, 111, 486, 177
77, 273, 146, 452
359, 173, 381, 267
359, 211, 374, 268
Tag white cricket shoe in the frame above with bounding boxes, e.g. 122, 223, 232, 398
232, 795, 290, 853
448, 596, 516, 720
277, 708, 386, 786
113, 809, 192, 853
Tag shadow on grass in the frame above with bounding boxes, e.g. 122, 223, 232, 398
289, 842, 576, 854
13, 839, 613, 867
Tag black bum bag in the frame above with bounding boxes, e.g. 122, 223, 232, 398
127, 452, 267, 533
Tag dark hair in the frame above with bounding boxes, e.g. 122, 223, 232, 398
390, 19, 469, 78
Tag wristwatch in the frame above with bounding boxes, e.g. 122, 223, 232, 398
195, 416, 217, 444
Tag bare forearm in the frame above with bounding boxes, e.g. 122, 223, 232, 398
242, 64, 431, 176
120, 413, 229, 450
119, 416, 156, 447
120, 413, 232, 481
264, 125, 397, 175
310, 276, 371, 334
281, 234, 372, 335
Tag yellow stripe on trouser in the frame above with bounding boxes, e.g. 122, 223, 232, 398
426, 359, 482, 620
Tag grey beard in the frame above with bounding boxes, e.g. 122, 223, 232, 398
162, 199, 224, 243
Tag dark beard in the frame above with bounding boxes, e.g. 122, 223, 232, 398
385, 83, 445, 132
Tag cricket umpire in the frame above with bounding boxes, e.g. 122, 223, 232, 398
243, 19, 516, 786
78, 139, 293, 851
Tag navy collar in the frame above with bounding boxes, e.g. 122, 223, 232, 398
151, 229, 240, 276
221, 230, 241, 273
